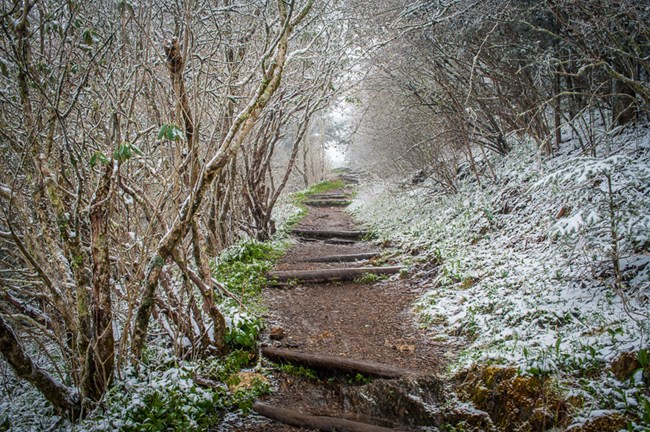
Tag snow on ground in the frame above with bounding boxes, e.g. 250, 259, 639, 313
351, 123, 650, 427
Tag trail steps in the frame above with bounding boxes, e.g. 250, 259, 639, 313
251, 181, 440, 431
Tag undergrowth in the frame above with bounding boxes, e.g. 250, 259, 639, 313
354, 272, 387, 284
0, 179, 347, 431
70, 238, 288, 431
77, 348, 270, 431
276, 363, 319, 381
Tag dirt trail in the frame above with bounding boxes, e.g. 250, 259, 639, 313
229, 185, 453, 431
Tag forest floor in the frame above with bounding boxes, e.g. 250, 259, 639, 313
225, 187, 459, 431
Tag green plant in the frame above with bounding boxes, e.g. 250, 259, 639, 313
212, 239, 286, 308
90, 366, 224, 432
347, 373, 371, 385
195, 349, 255, 382
354, 272, 387, 284
290, 179, 347, 208
362, 230, 378, 241
637, 348, 648, 368
224, 311, 262, 348
157, 123, 185, 141
444, 421, 471, 432
305, 179, 346, 195
284, 206, 307, 229
277, 363, 319, 380
461, 305, 480, 339
227, 381, 271, 414
641, 397, 650, 425
223, 372, 271, 415
124, 386, 219, 432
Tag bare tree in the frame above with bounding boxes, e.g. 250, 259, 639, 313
0, 0, 352, 415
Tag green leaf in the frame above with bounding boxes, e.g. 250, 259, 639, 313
113, 143, 142, 163
113, 143, 128, 161
131, 143, 143, 156
82, 28, 99, 45
157, 124, 185, 141
638, 348, 649, 368
643, 398, 650, 423
89, 151, 109, 168
157, 124, 169, 140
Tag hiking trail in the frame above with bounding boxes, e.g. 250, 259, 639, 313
225, 176, 469, 431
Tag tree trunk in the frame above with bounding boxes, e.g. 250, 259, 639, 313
165, 36, 227, 352
86, 162, 116, 401
553, 68, 562, 151
0, 314, 81, 418
612, 76, 636, 126
131, 0, 315, 360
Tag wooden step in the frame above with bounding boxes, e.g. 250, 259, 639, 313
253, 403, 403, 432
304, 199, 352, 207
291, 229, 368, 240
324, 238, 356, 245
267, 266, 403, 284
290, 252, 378, 263
262, 347, 419, 379
307, 193, 351, 200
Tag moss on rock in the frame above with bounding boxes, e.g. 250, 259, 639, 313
455, 365, 569, 431
566, 412, 629, 432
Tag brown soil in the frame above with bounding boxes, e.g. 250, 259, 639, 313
225, 189, 455, 431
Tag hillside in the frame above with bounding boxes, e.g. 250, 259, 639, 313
351, 123, 650, 430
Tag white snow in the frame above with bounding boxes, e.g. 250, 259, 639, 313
352, 121, 650, 428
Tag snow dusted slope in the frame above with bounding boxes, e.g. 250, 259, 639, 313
352, 124, 650, 428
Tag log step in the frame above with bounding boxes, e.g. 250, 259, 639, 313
253, 403, 403, 432
307, 193, 351, 200
267, 266, 403, 284
324, 238, 356, 245
291, 252, 378, 263
304, 199, 352, 207
291, 229, 368, 240
262, 347, 419, 379
341, 177, 360, 184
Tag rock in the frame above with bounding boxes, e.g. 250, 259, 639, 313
456, 365, 569, 431
341, 375, 445, 426
566, 412, 628, 432
270, 326, 286, 340
610, 351, 641, 381
444, 404, 495, 432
